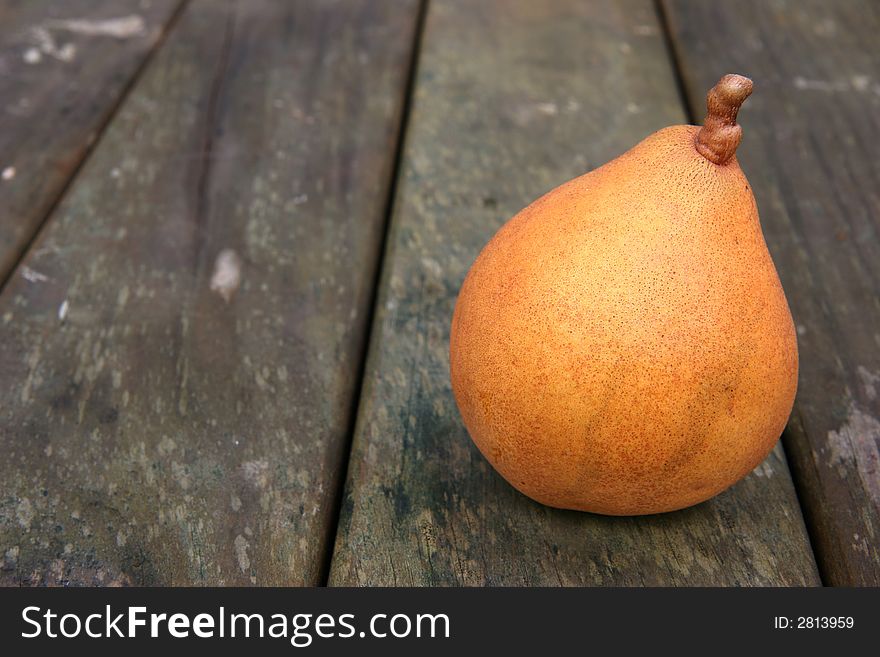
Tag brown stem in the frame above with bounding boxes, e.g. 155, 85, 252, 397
695, 74, 753, 165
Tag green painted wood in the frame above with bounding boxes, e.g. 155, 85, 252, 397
329, 0, 820, 586
0, 0, 420, 585
0, 0, 184, 285
664, 0, 880, 586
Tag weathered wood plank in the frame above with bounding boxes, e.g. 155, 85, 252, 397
0, 0, 420, 585
664, 0, 880, 586
329, 0, 820, 586
0, 0, 184, 285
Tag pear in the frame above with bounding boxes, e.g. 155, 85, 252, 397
449, 75, 797, 515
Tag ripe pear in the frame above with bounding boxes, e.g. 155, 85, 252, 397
449, 75, 797, 515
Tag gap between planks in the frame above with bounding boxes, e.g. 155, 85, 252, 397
318, 0, 431, 587
0, 0, 191, 294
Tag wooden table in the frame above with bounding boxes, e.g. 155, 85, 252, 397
0, 0, 876, 586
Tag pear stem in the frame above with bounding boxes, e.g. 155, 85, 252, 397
695, 74, 753, 165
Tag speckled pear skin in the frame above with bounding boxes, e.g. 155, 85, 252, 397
449, 78, 798, 515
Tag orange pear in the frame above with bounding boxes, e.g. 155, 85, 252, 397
450, 75, 798, 515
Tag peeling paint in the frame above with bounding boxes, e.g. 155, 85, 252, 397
241, 460, 269, 489
233, 534, 250, 573
24, 15, 146, 69
752, 459, 775, 478
826, 402, 880, 506
21, 266, 48, 283
46, 15, 146, 39
857, 366, 879, 401
210, 249, 243, 302
793, 75, 877, 95
23, 48, 42, 64
29, 27, 76, 62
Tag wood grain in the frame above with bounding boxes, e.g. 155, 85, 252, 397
0, 0, 420, 585
0, 0, 184, 285
329, 0, 821, 586
664, 0, 880, 586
